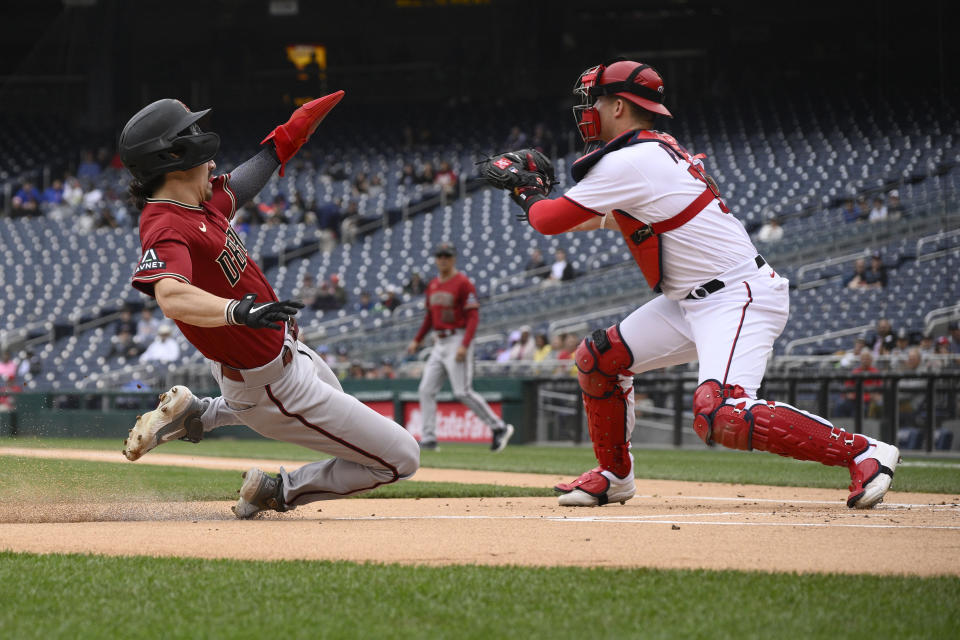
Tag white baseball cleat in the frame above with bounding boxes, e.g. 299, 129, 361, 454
122, 385, 205, 461
847, 440, 901, 509
232, 467, 288, 519
555, 467, 636, 506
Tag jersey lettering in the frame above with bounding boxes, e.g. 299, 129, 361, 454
136, 248, 166, 272
215, 227, 248, 286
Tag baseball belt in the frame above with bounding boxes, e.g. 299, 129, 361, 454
686, 255, 766, 300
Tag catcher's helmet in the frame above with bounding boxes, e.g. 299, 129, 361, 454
573, 60, 671, 143
119, 99, 220, 181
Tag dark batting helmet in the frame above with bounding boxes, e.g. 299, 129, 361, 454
573, 60, 671, 143
118, 99, 220, 181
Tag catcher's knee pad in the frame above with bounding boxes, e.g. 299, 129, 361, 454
691, 380, 750, 448
576, 326, 633, 399
576, 326, 634, 477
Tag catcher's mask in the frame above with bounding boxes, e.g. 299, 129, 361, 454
572, 60, 672, 143
119, 99, 220, 182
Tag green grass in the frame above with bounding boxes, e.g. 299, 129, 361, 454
0, 551, 957, 640
5, 437, 959, 494
0, 457, 551, 503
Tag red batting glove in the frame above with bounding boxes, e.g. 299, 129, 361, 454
262, 90, 345, 176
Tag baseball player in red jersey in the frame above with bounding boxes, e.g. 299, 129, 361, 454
118, 94, 419, 518
406, 242, 514, 451
483, 60, 899, 509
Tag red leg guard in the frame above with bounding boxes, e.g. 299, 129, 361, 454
575, 326, 634, 477
692, 380, 748, 447
261, 91, 345, 175
691, 381, 869, 467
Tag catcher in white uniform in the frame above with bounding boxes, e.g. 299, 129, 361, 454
481, 59, 900, 509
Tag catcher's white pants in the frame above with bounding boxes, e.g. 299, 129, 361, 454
200, 333, 419, 507
621, 259, 790, 394
417, 331, 505, 443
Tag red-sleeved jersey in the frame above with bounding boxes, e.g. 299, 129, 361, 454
414, 272, 479, 345
131, 174, 284, 369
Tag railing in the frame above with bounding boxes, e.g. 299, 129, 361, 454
534, 371, 960, 453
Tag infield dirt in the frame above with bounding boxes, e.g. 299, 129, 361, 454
1, 448, 958, 575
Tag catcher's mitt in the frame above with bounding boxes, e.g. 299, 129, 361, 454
480, 149, 556, 217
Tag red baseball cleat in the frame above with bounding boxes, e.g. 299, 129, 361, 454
555, 466, 636, 506
262, 90, 345, 175
847, 440, 900, 508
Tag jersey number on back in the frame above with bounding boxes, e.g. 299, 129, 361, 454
216, 227, 248, 286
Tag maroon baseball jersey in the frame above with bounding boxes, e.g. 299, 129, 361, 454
131, 175, 284, 369
414, 272, 479, 345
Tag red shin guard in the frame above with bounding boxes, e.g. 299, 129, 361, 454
576, 326, 634, 477
692, 380, 868, 467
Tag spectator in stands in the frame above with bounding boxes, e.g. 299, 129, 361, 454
315, 197, 343, 238
533, 333, 552, 362
400, 163, 417, 187
16, 348, 41, 380
838, 333, 868, 368
871, 318, 895, 357
313, 278, 340, 311
497, 331, 521, 363
868, 196, 888, 222
949, 322, 960, 354
330, 275, 347, 308
504, 125, 528, 149
557, 333, 579, 359
888, 328, 913, 369
294, 274, 321, 309
842, 198, 864, 224
837, 350, 883, 417
139, 324, 181, 364
508, 325, 537, 360
886, 189, 904, 219
347, 361, 366, 379
524, 248, 549, 280
846, 258, 870, 290
352, 172, 370, 196
434, 161, 458, 196
77, 150, 102, 181
756, 215, 784, 243
918, 332, 935, 355
41, 179, 64, 211
379, 287, 401, 314
11, 181, 41, 217
352, 291, 376, 313
62, 176, 84, 209
258, 195, 288, 225
135, 308, 161, 349
405, 272, 426, 296
109, 329, 144, 360
416, 162, 436, 185
547, 333, 564, 359
546, 248, 576, 284
114, 308, 138, 335
863, 253, 887, 289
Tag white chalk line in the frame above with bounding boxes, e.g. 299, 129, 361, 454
326, 513, 960, 531
632, 494, 960, 510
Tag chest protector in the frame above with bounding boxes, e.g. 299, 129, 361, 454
571, 130, 730, 292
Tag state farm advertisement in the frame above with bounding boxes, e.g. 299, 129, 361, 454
404, 401, 503, 443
